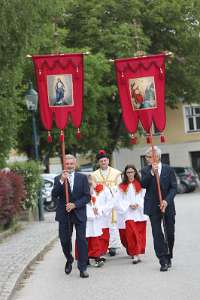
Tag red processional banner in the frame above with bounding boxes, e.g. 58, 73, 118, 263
32, 53, 84, 132
114, 54, 166, 138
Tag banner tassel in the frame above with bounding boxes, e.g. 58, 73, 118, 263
47, 131, 52, 143
76, 128, 81, 141
59, 130, 64, 142
130, 133, 137, 144
160, 133, 166, 143
146, 134, 152, 144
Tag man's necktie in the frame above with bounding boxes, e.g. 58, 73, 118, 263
68, 174, 73, 191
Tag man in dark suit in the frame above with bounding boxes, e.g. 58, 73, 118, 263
52, 154, 90, 278
141, 146, 177, 272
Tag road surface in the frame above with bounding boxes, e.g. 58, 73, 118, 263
12, 191, 200, 300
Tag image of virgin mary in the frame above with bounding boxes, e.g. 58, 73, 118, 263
55, 78, 65, 104
47, 74, 74, 107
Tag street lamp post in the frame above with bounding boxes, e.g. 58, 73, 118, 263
25, 82, 44, 221
25, 81, 39, 160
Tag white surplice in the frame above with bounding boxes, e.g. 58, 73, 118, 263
86, 186, 113, 238
114, 183, 148, 229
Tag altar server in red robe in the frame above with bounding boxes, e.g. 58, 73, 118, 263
115, 164, 148, 264
86, 175, 113, 266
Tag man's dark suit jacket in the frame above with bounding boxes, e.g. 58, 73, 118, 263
141, 164, 177, 216
52, 172, 90, 223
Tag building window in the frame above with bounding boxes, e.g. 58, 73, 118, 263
184, 105, 200, 132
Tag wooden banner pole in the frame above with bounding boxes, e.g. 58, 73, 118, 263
60, 132, 69, 206
149, 129, 163, 209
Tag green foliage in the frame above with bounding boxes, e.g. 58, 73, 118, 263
10, 161, 43, 210
142, 0, 200, 104
0, 0, 67, 165
64, 0, 149, 58
0, 0, 200, 165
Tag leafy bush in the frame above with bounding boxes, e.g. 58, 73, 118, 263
10, 161, 43, 210
0, 171, 26, 227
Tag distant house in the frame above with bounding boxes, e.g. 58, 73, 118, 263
7, 149, 27, 164
113, 103, 200, 174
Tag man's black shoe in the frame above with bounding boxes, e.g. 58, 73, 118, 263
109, 248, 116, 256
160, 264, 168, 272
80, 271, 89, 278
65, 261, 73, 275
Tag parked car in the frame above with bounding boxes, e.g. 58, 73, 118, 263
172, 167, 199, 193
77, 163, 94, 173
41, 174, 58, 212
138, 168, 186, 194
175, 174, 186, 194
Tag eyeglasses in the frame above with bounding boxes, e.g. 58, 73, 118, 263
145, 155, 152, 159
126, 170, 136, 174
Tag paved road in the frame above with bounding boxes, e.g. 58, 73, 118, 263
12, 191, 200, 300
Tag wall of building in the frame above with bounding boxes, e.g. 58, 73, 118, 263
112, 103, 200, 171
113, 141, 200, 171
7, 149, 27, 164
134, 103, 200, 147
165, 103, 200, 143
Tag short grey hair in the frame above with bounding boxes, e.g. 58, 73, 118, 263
145, 146, 162, 159
65, 154, 76, 161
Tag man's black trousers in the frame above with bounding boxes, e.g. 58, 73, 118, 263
59, 215, 88, 272
149, 212, 175, 265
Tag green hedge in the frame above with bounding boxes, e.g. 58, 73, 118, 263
9, 161, 43, 210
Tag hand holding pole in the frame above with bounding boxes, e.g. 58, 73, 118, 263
150, 133, 167, 213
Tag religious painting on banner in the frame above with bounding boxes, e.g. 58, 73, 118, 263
129, 76, 156, 110
114, 53, 166, 141
47, 75, 73, 107
32, 53, 84, 135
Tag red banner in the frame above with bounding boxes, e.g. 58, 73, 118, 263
114, 54, 166, 135
32, 53, 84, 131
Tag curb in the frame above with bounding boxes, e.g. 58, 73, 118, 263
8, 236, 58, 300
0, 223, 25, 243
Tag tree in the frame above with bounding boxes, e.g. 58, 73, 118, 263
0, 0, 67, 165
141, 0, 200, 105
60, 0, 200, 154
1, 0, 200, 166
